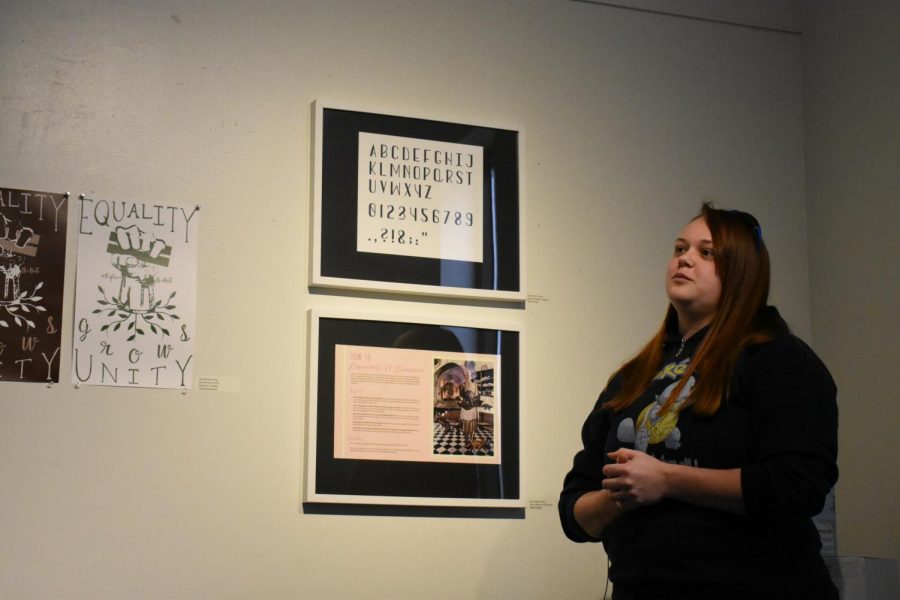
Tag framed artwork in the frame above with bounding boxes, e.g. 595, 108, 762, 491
310, 101, 524, 301
304, 308, 523, 508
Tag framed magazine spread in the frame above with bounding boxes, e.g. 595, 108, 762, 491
310, 101, 524, 301
304, 308, 523, 508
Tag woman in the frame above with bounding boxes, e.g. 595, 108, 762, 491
559, 204, 838, 599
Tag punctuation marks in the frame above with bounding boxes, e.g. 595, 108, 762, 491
367, 229, 427, 246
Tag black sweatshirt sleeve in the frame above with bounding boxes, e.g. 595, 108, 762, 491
738, 335, 839, 518
558, 381, 619, 543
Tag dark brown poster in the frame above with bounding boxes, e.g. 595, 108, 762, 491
0, 187, 68, 383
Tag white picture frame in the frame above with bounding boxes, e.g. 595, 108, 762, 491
310, 100, 526, 301
304, 307, 524, 509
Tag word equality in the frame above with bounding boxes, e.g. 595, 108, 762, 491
0, 189, 67, 232
79, 197, 198, 243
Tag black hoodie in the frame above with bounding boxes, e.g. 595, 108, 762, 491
558, 307, 838, 599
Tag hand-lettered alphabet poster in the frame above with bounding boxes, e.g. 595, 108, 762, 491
72, 196, 199, 389
0, 187, 69, 383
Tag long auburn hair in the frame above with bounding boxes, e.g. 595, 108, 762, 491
605, 203, 777, 417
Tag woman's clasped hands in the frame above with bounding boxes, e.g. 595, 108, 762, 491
602, 448, 670, 509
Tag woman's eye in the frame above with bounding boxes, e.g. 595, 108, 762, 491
673, 245, 686, 255
700, 248, 715, 258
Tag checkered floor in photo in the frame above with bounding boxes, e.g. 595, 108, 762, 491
433, 424, 495, 456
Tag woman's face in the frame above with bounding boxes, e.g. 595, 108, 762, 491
665, 217, 722, 326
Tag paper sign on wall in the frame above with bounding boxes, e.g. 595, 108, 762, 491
0, 187, 68, 383
333, 344, 500, 464
72, 196, 199, 389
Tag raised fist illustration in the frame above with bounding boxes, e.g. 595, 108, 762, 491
0, 259, 23, 299
0, 213, 35, 300
111, 225, 167, 311
0, 214, 35, 249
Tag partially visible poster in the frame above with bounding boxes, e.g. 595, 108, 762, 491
0, 187, 69, 383
333, 344, 500, 464
72, 196, 199, 389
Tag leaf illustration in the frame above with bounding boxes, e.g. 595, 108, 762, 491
35, 282, 44, 291
0, 321, 7, 327
127, 334, 135, 342
100, 324, 109, 331
31, 296, 42, 302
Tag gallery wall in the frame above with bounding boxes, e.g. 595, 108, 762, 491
2, 0, 887, 598
801, 0, 900, 560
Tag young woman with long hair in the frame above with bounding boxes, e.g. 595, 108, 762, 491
559, 204, 838, 599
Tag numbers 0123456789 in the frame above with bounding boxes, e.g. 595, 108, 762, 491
368, 203, 474, 227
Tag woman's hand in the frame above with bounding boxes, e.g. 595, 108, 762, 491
602, 447, 746, 514
601, 448, 670, 509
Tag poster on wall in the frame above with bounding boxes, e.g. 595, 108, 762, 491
72, 196, 199, 389
0, 187, 69, 383
310, 101, 524, 301
305, 309, 523, 508
333, 345, 501, 465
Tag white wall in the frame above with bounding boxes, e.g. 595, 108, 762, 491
0, 1, 833, 598
801, 0, 900, 561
